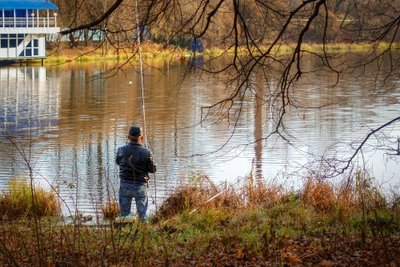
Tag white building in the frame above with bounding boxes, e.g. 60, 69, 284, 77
0, 0, 59, 61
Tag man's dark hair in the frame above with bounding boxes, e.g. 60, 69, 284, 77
129, 135, 140, 143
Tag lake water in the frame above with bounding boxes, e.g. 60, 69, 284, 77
0, 56, 399, 218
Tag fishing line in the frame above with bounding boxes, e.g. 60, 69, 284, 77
135, 0, 147, 145
134, 0, 158, 212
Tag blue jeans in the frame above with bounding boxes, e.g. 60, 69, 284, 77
119, 180, 148, 221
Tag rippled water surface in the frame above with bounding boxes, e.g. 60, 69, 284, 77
1, 57, 399, 217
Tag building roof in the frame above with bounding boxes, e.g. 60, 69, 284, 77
0, 0, 58, 10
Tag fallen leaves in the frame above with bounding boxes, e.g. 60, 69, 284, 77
1, 221, 400, 266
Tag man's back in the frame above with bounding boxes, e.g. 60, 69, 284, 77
116, 142, 156, 184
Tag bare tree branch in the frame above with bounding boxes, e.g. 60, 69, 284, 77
339, 116, 400, 174
60, 0, 124, 34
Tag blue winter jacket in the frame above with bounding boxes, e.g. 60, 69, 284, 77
116, 142, 156, 184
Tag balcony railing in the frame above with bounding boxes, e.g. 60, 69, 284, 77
0, 17, 57, 28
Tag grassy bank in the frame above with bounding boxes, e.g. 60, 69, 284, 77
43, 42, 187, 65
22, 41, 399, 66
1, 172, 399, 266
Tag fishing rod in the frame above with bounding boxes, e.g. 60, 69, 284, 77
135, 0, 147, 146
134, 0, 158, 211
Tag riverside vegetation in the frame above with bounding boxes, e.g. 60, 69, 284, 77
17, 41, 400, 66
0, 170, 399, 266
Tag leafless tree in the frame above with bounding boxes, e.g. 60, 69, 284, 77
56, 0, 400, 176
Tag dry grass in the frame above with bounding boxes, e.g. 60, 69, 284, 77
101, 200, 120, 219
246, 181, 287, 207
0, 171, 399, 266
45, 42, 186, 64
154, 176, 302, 222
153, 185, 216, 222
0, 179, 60, 219
154, 170, 396, 225
301, 178, 336, 212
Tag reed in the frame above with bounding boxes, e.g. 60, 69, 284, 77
101, 199, 120, 219
301, 178, 336, 212
0, 179, 60, 219
154, 170, 398, 229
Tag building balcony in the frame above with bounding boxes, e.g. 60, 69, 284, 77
1, 17, 57, 28
0, 16, 59, 34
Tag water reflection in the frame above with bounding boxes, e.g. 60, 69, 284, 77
0, 60, 399, 218
0, 67, 59, 134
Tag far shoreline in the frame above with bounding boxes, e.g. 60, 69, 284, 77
8, 41, 399, 66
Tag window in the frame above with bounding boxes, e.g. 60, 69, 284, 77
0, 39, 7, 48
15, 10, 26, 17
3, 10, 14, 17
9, 39, 16, 48
0, 34, 42, 57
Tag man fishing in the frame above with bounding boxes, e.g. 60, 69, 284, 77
115, 125, 156, 222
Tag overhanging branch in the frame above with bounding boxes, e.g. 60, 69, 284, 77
340, 116, 400, 174
60, 0, 125, 35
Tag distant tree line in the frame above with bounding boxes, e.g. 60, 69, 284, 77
53, 0, 400, 48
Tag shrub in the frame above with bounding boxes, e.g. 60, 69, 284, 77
0, 179, 60, 219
